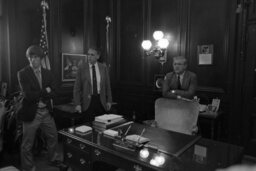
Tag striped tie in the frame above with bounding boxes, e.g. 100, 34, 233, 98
35, 69, 42, 89
92, 65, 97, 95
177, 75, 181, 90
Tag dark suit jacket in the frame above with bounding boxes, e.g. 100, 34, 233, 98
73, 62, 112, 111
17, 66, 57, 122
162, 71, 197, 99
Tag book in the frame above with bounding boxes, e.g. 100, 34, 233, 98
92, 118, 127, 129
95, 114, 123, 123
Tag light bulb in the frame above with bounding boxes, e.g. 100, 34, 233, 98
150, 159, 159, 167
140, 148, 149, 159
154, 155, 165, 165
68, 128, 74, 133
158, 39, 169, 49
141, 40, 152, 50
153, 31, 164, 41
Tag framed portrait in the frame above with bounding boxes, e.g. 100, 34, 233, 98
62, 53, 87, 81
197, 44, 214, 65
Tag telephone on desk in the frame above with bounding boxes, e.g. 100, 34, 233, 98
199, 98, 220, 113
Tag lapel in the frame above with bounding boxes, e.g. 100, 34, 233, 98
182, 71, 188, 89
41, 68, 46, 88
27, 66, 41, 89
85, 63, 92, 86
98, 63, 104, 85
170, 72, 177, 88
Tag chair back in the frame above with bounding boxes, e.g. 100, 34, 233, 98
155, 98, 199, 135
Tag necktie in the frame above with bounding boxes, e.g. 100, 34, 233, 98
177, 75, 181, 90
92, 65, 97, 95
35, 69, 42, 89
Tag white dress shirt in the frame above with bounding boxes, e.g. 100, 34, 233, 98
89, 62, 101, 94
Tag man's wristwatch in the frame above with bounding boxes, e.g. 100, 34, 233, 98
171, 90, 175, 94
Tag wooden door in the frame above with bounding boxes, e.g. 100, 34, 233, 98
242, 22, 256, 156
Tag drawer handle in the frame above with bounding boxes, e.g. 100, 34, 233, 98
80, 158, 86, 165
80, 144, 86, 150
94, 149, 101, 156
67, 138, 72, 144
134, 164, 142, 171
67, 152, 72, 158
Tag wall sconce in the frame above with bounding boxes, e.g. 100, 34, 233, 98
141, 31, 170, 65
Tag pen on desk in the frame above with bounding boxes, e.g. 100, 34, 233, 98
137, 128, 145, 143
124, 125, 131, 136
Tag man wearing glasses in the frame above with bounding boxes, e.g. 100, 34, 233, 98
73, 47, 112, 123
162, 56, 197, 99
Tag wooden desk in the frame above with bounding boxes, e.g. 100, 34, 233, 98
59, 122, 243, 171
54, 103, 83, 129
199, 111, 222, 139
54, 103, 119, 129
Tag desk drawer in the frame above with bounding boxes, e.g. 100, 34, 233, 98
63, 136, 91, 153
92, 148, 155, 171
64, 144, 92, 170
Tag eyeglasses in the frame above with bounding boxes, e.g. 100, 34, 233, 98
88, 53, 97, 56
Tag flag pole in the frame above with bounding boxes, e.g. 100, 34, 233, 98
40, 0, 51, 70
105, 16, 111, 68
41, 0, 49, 53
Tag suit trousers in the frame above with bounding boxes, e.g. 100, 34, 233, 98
78, 94, 106, 125
21, 108, 59, 171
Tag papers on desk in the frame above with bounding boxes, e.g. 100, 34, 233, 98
95, 114, 123, 124
125, 134, 150, 144
103, 129, 118, 137
199, 104, 207, 112
75, 125, 92, 135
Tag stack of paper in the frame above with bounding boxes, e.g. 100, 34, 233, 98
103, 129, 118, 137
93, 114, 127, 132
95, 114, 123, 124
75, 125, 92, 135
125, 134, 150, 144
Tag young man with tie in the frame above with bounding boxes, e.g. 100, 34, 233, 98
162, 56, 197, 99
17, 45, 62, 171
73, 47, 112, 123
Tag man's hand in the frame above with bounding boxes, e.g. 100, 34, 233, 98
46, 87, 51, 93
75, 105, 82, 113
106, 102, 112, 111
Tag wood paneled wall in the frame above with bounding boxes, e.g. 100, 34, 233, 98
111, 0, 237, 123
2, 0, 247, 143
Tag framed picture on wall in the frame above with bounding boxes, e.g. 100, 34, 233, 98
197, 44, 214, 65
62, 53, 87, 82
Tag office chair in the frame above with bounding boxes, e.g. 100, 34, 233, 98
155, 98, 200, 135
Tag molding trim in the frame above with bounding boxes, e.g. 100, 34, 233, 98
197, 86, 225, 94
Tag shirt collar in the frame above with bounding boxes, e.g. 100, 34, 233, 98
177, 71, 186, 78
31, 66, 41, 73
89, 62, 98, 68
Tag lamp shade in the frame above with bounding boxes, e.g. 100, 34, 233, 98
158, 39, 169, 49
141, 40, 152, 50
153, 31, 164, 41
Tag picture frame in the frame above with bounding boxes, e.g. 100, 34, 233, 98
62, 53, 87, 82
197, 44, 214, 65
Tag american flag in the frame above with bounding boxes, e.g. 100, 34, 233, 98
40, 0, 51, 70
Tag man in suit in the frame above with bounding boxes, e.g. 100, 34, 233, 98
162, 56, 197, 99
73, 47, 112, 123
17, 45, 61, 171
